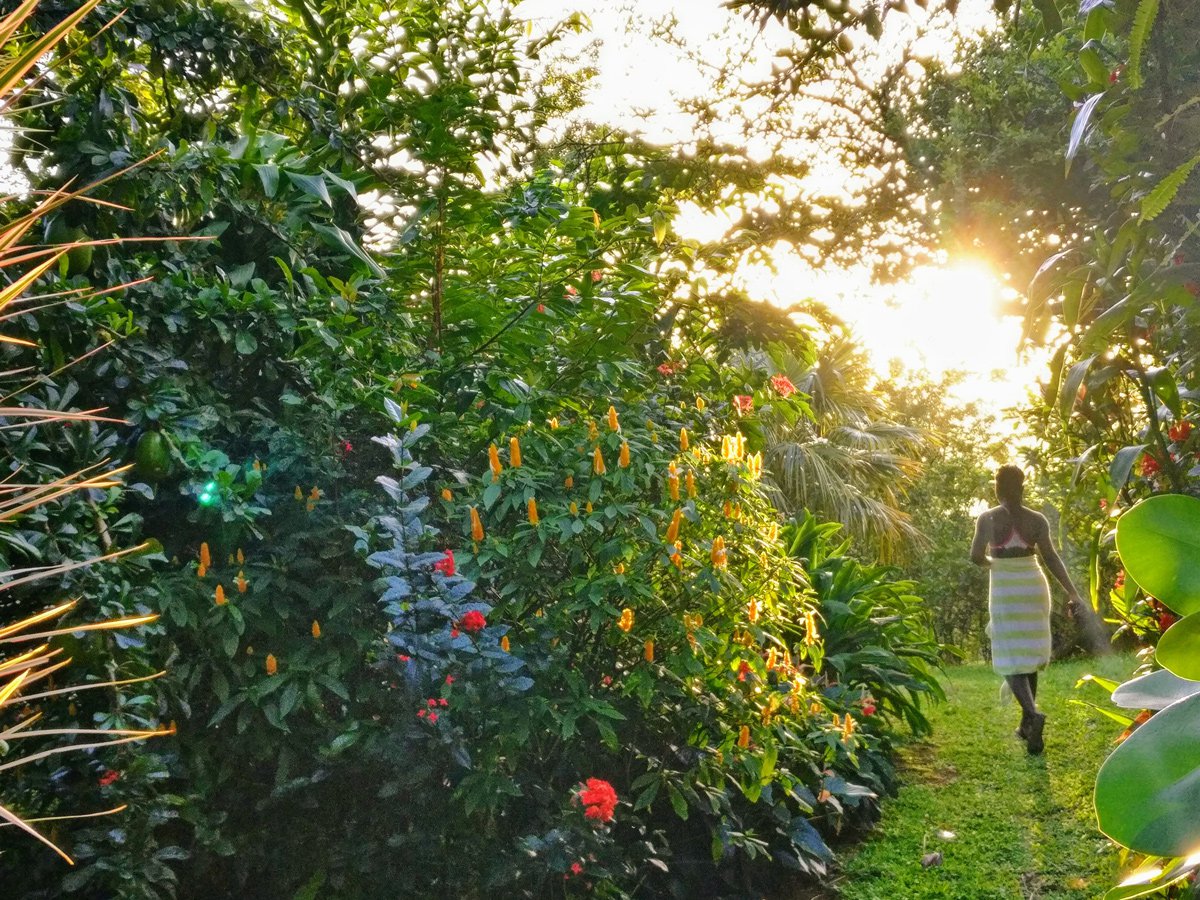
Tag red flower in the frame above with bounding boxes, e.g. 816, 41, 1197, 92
1159, 611, 1179, 632
450, 626, 460, 639
98, 769, 120, 787
460, 610, 486, 634
445, 675, 456, 684
1115, 570, 1126, 589
769, 374, 796, 397
427, 698, 437, 707
657, 362, 677, 376
862, 702, 876, 717
337, 439, 353, 457
1139, 453, 1160, 477
591, 270, 602, 282
732, 394, 754, 414
737, 660, 750, 682
1170, 421, 1193, 443
433, 549, 456, 577
438, 698, 448, 707
578, 777, 618, 824
601, 675, 613, 687
565, 285, 578, 297
537, 303, 546, 313
428, 712, 439, 723
417, 709, 426, 718
570, 862, 585, 875
396, 653, 411, 662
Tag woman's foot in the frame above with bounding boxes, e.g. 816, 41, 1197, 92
1015, 711, 1031, 741
1025, 712, 1046, 755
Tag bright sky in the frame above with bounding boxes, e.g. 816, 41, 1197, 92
516, 0, 1044, 416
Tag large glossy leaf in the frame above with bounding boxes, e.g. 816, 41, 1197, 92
1111, 668, 1200, 710
1156, 611, 1200, 679
1108, 444, 1147, 492
1116, 495, 1200, 615
1067, 93, 1104, 171
1095, 691, 1200, 855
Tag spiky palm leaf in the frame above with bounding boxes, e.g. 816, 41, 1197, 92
0, 0, 167, 864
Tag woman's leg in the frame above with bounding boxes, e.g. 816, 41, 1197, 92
1029, 671, 1039, 702
1005, 674, 1038, 718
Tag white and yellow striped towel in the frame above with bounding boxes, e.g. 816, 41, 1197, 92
988, 555, 1052, 676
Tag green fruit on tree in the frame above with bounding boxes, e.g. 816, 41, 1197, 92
134, 431, 172, 482
45, 217, 93, 275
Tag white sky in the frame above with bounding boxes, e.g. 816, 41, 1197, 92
516, 0, 1044, 416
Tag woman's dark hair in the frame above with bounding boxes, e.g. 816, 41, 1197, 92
995, 465, 1025, 506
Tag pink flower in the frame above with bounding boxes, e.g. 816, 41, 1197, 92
565, 285, 578, 297
570, 861, 585, 875
732, 395, 754, 414
445, 675, 456, 684
769, 374, 796, 397
396, 653, 411, 663
537, 303, 546, 313
460, 610, 486, 634
337, 439, 353, 457
433, 549, 456, 577
417, 709, 427, 718
438, 698, 448, 708
428, 712, 439, 723
600, 675, 613, 687
427, 698, 437, 707
591, 270, 602, 282
657, 362, 677, 376
98, 769, 120, 787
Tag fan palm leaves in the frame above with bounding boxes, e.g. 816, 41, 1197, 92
0, 0, 167, 864
740, 336, 926, 559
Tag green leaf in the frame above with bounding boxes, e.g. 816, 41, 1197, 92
667, 783, 688, 820
1156, 611, 1200, 679
1059, 355, 1095, 417
1116, 495, 1200, 615
1111, 668, 1200, 710
1032, 0, 1061, 33
1067, 93, 1104, 173
235, 331, 258, 355
1140, 151, 1200, 223
1108, 444, 1147, 492
1079, 43, 1109, 85
254, 163, 279, 198
1095, 691, 1200, 855
1127, 0, 1159, 90
286, 170, 332, 206
311, 223, 385, 276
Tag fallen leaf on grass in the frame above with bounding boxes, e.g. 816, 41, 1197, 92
921, 852, 943, 868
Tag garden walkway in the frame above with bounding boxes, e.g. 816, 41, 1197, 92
828, 654, 1136, 899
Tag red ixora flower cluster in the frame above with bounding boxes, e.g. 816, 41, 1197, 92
1169, 421, 1193, 443
657, 361, 678, 376
460, 610, 486, 634
770, 374, 796, 397
98, 769, 121, 787
1139, 453, 1160, 477
732, 394, 754, 414
578, 777, 618, 824
861, 696, 877, 717
336, 439, 353, 458
433, 549, 456, 577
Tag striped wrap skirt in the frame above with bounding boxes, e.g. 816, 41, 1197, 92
988, 555, 1052, 676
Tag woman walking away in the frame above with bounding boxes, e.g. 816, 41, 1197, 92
969, 466, 1082, 755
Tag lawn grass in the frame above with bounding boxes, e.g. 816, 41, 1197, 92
831, 653, 1137, 900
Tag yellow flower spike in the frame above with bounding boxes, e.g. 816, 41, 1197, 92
569, 501, 579, 515
441, 488, 453, 502
227, 553, 235, 566
762, 707, 773, 726
832, 713, 841, 728
214, 585, 227, 606
253, 459, 262, 473
312, 621, 322, 639
548, 417, 559, 430
488, 443, 503, 481
747, 598, 759, 624
804, 609, 819, 646
619, 441, 630, 468
679, 427, 689, 451
535, 607, 544, 618
501, 635, 511, 652
759, 551, 768, 567
665, 508, 683, 545
265, 654, 278, 676
737, 725, 750, 748
668, 461, 678, 476
710, 536, 727, 569
810, 701, 822, 716
618, 608, 634, 633
766, 647, 777, 670
789, 695, 800, 714
564, 474, 574, 489
68, 701, 77, 717
199, 542, 212, 569
510, 436, 522, 468
586, 501, 594, 515
197, 563, 207, 579
593, 446, 606, 475
668, 473, 680, 501
613, 562, 626, 575
294, 485, 303, 501
686, 470, 696, 498
607, 405, 620, 432
723, 500, 733, 518
310, 486, 321, 500
236, 571, 248, 594
237, 548, 245, 565
644, 639, 654, 663
470, 506, 485, 542
696, 396, 706, 412
746, 452, 763, 480
783, 648, 793, 670
671, 541, 683, 569
527, 497, 540, 526
842, 714, 856, 741
587, 420, 599, 441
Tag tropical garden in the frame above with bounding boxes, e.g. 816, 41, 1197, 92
1, 0, 1199, 898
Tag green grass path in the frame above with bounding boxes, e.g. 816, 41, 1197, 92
833, 655, 1135, 900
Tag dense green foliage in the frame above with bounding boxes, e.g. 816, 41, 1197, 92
0, 1, 950, 897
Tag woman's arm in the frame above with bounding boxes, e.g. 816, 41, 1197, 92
1034, 515, 1082, 609
970, 514, 991, 568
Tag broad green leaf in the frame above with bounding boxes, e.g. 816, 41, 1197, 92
1079, 43, 1108, 85
254, 163, 279, 198
1032, 0, 1061, 32
311, 223, 385, 276
1108, 444, 1147, 492
1156, 611, 1200, 679
1095, 691, 1200, 855
286, 170, 332, 205
1059, 355, 1095, 417
1111, 668, 1200, 710
1067, 93, 1104, 172
1116, 495, 1200, 614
